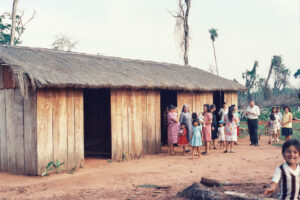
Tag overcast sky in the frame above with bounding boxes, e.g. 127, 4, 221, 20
1, 0, 300, 87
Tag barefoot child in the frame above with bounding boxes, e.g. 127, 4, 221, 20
218, 120, 225, 149
264, 139, 300, 199
268, 113, 278, 145
191, 120, 202, 159
178, 123, 189, 154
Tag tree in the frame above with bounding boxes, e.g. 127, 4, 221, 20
170, 0, 191, 67
273, 64, 291, 91
209, 28, 219, 76
242, 61, 259, 99
10, 0, 19, 45
294, 69, 300, 78
264, 55, 282, 99
0, 11, 36, 45
51, 34, 78, 51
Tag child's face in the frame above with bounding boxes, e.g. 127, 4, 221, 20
220, 123, 223, 127
181, 125, 186, 129
193, 121, 199, 126
283, 145, 300, 166
284, 108, 289, 113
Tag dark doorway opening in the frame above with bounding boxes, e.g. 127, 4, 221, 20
84, 89, 111, 158
160, 90, 177, 146
213, 91, 224, 122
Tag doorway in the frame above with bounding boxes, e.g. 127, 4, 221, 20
213, 91, 224, 122
160, 90, 177, 145
84, 89, 111, 158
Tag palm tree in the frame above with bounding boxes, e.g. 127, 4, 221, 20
264, 55, 282, 99
209, 28, 219, 76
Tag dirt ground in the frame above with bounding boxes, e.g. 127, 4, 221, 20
0, 136, 284, 200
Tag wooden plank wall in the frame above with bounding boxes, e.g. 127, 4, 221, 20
0, 88, 37, 175
111, 89, 160, 161
37, 89, 84, 175
224, 92, 238, 107
177, 92, 213, 114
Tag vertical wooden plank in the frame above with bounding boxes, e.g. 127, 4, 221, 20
37, 89, 53, 175
0, 90, 7, 170
24, 89, 37, 175
147, 91, 156, 154
135, 91, 143, 157
6, 89, 16, 173
116, 90, 123, 160
110, 90, 117, 160
141, 91, 148, 154
74, 89, 84, 168
131, 90, 137, 158
52, 89, 68, 169
177, 92, 184, 117
127, 90, 133, 159
67, 89, 75, 169
121, 90, 129, 159
155, 91, 161, 153
192, 93, 196, 113
195, 93, 202, 114
3, 67, 16, 89
0, 67, 4, 89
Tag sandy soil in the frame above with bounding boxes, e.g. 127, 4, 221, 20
0, 136, 284, 200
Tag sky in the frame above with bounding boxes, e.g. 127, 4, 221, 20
1, 0, 300, 87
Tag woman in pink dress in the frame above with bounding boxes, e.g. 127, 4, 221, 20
202, 104, 213, 155
167, 105, 180, 156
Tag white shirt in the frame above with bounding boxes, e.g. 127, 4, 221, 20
272, 163, 300, 200
246, 105, 260, 119
218, 108, 228, 120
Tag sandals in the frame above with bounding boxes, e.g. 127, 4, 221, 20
230, 150, 235, 153
223, 150, 228, 153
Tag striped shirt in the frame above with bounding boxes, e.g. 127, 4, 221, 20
272, 163, 300, 200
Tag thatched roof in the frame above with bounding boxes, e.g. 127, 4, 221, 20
0, 45, 246, 94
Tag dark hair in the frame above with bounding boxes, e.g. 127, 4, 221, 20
169, 104, 176, 110
228, 106, 234, 122
204, 104, 211, 112
276, 106, 280, 109
180, 122, 186, 127
270, 113, 276, 121
182, 105, 189, 113
283, 106, 291, 112
192, 112, 198, 120
249, 99, 254, 102
282, 139, 300, 155
222, 102, 226, 108
271, 107, 276, 113
210, 104, 216, 110
192, 119, 199, 126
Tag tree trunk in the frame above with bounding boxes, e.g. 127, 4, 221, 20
212, 41, 219, 76
10, 0, 19, 46
183, 0, 190, 67
264, 62, 273, 99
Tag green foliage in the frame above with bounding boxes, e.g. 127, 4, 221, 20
53, 160, 64, 174
209, 28, 218, 42
294, 69, 300, 78
41, 161, 54, 176
41, 160, 66, 176
242, 61, 259, 99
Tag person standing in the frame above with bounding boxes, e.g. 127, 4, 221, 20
210, 104, 218, 149
202, 104, 213, 155
218, 102, 228, 121
281, 106, 293, 141
246, 100, 260, 146
276, 106, 282, 142
233, 105, 240, 145
179, 105, 193, 147
224, 106, 238, 153
167, 105, 180, 156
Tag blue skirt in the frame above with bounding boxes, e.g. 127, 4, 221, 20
282, 128, 293, 136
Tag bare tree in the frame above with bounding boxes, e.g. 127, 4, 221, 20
170, 0, 191, 67
51, 34, 78, 51
209, 28, 219, 76
9, 0, 19, 45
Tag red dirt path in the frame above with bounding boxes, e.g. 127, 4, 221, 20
0, 136, 283, 199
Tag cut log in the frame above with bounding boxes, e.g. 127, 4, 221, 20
200, 177, 224, 187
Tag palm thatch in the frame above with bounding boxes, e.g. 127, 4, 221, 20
0, 45, 246, 95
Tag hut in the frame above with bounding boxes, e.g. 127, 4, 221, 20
0, 46, 246, 175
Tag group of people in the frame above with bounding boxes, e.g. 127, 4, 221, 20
166, 102, 241, 158
268, 106, 294, 144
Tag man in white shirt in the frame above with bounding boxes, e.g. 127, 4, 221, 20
246, 100, 260, 146
218, 102, 228, 121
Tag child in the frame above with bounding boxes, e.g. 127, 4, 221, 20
191, 119, 203, 159
264, 139, 300, 199
268, 113, 278, 145
218, 120, 225, 149
178, 123, 189, 154
192, 112, 199, 123
281, 106, 293, 141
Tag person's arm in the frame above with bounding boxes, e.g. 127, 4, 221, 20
264, 167, 281, 196
179, 113, 184, 123
282, 113, 293, 126
205, 113, 212, 125
264, 182, 278, 196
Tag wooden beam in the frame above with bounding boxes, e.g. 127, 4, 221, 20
0, 90, 7, 170
74, 89, 84, 168
67, 89, 76, 169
